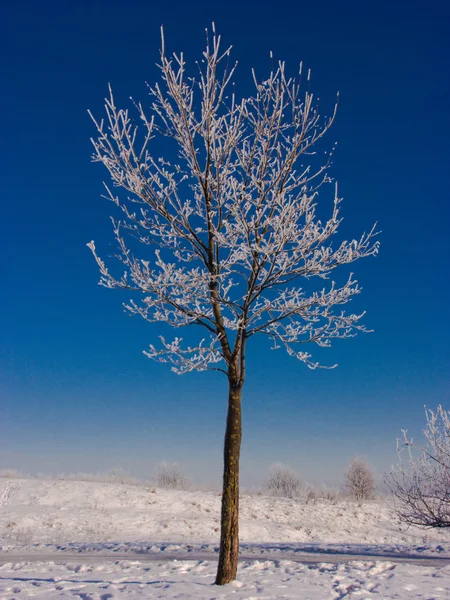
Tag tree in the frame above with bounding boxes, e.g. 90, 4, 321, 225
386, 405, 450, 528
265, 463, 302, 498
87, 26, 378, 584
344, 457, 376, 502
154, 461, 188, 490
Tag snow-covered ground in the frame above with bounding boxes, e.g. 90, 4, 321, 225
1, 477, 450, 598
2, 558, 450, 599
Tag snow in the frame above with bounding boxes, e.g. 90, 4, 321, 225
1, 478, 448, 548
1, 477, 450, 598
2, 559, 450, 599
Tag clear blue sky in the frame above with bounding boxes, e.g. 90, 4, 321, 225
2, 0, 449, 486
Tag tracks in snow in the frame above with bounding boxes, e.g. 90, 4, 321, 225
0, 480, 22, 509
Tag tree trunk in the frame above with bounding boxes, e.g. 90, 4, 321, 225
215, 379, 243, 585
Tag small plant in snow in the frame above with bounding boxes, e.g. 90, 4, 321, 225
303, 486, 318, 504
0, 469, 23, 478
316, 484, 343, 504
344, 458, 376, 502
50, 470, 139, 485
104, 467, 138, 485
154, 461, 188, 490
265, 463, 302, 498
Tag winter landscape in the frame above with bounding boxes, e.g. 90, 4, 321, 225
3, 1, 449, 598
1, 472, 450, 599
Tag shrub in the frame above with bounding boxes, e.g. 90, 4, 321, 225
265, 463, 302, 498
344, 457, 376, 502
154, 461, 188, 490
103, 467, 137, 485
386, 405, 450, 527
0, 469, 23, 478
49, 469, 138, 485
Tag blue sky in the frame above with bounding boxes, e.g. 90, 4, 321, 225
2, 0, 449, 486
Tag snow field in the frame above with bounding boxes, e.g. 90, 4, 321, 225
1, 558, 450, 599
1, 478, 450, 598
1, 478, 448, 548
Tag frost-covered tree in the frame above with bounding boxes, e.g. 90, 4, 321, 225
266, 463, 302, 498
87, 26, 378, 584
344, 457, 376, 502
386, 405, 450, 528
154, 461, 188, 490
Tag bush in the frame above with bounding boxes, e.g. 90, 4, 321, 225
265, 463, 302, 498
48, 469, 139, 485
344, 457, 376, 502
0, 469, 23, 478
386, 405, 450, 527
103, 467, 138, 485
154, 461, 188, 490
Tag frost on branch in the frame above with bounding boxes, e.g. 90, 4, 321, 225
386, 405, 450, 528
144, 336, 223, 374
87, 27, 378, 377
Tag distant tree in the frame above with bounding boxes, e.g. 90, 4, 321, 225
266, 463, 301, 498
344, 457, 376, 502
386, 405, 450, 528
0, 469, 23, 479
154, 461, 188, 490
87, 25, 378, 584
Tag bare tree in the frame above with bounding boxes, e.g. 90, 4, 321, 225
266, 463, 302, 498
154, 461, 188, 490
344, 457, 376, 502
386, 405, 450, 528
87, 26, 378, 584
